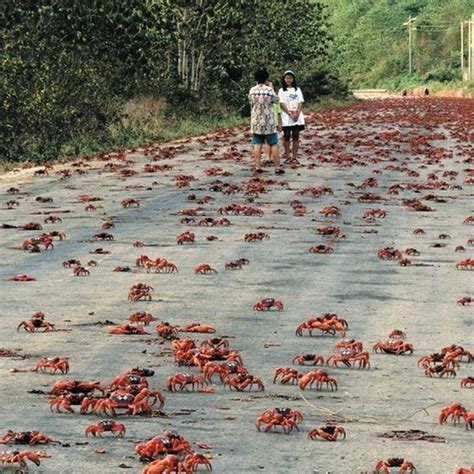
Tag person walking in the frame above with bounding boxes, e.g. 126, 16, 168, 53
278, 70, 305, 163
248, 69, 284, 174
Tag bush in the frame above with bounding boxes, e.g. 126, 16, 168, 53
424, 67, 458, 83
300, 67, 350, 102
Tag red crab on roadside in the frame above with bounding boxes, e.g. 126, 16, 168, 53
308, 426, 346, 441
0, 450, 51, 469
128, 311, 156, 326
309, 244, 334, 253
375, 458, 416, 473
180, 323, 216, 333
272, 368, 302, 385
373, 339, 414, 355
252, 298, 284, 311
292, 354, 325, 366
17, 313, 59, 332
108, 324, 150, 335
298, 370, 337, 391
461, 376, 474, 388
194, 264, 217, 274
0, 430, 58, 446
85, 420, 126, 437
255, 408, 303, 434
167, 373, 208, 392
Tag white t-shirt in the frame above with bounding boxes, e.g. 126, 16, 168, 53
278, 87, 305, 127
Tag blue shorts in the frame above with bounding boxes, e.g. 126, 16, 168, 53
252, 133, 278, 145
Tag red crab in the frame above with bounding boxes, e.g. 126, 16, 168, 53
317, 225, 344, 238
202, 361, 245, 382
309, 244, 334, 253
377, 247, 402, 260
6, 274, 37, 282
0, 431, 58, 446
454, 467, 474, 474
295, 316, 346, 337
438, 402, 467, 424
122, 198, 140, 208
17, 313, 57, 332
183, 453, 212, 472
272, 368, 302, 384
326, 351, 370, 369
224, 372, 265, 391
319, 206, 341, 217
177, 231, 195, 244
373, 339, 414, 355
166, 373, 208, 391
108, 324, 150, 335
292, 354, 325, 366
252, 298, 284, 311
0, 450, 51, 469
128, 283, 154, 301
94, 388, 159, 416
135, 430, 192, 461
180, 323, 216, 333
363, 208, 387, 219
298, 370, 337, 391
308, 426, 346, 441
456, 258, 474, 270
85, 420, 126, 437
141, 454, 186, 474
73, 266, 90, 276
33, 357, 69, 374
375, 458, 416, 473
424, 364, 456, 378
461, 376, 474, 388
255, 408, 303, 434
128, 311, 157, 325
194, 264, 217, 274
156, 321, 179, 340
244, 232, 270, 242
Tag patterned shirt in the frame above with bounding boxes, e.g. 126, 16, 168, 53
249, 84, 279, 135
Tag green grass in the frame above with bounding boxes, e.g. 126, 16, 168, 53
1, 97, 357, 169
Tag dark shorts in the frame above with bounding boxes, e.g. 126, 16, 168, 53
283, 125, 305, 141
252, 132, 278, 145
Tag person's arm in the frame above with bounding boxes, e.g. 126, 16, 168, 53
291, 89, 304, 120
278, 89, 291, 115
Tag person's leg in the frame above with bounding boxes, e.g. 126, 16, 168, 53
282, 127, 291, 159
265, 143, 271, 161
292, 140, 299, 160
266, 133, 283, 173
271, 144, 280, 168
253, 143, 262, 171
252, 134, 264, 171
291, 128, 301, 161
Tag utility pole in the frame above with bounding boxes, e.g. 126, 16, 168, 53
403, 16, 417, 75
471, 13, 474, 80
461, 20, 465, 80
469, 15, 472, 80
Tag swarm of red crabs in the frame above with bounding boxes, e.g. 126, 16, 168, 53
47, 368, 165, 417
3, 98, 473, 473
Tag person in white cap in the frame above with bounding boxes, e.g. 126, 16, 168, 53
278, 70, 305, 163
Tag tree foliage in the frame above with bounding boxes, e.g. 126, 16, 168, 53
322, 0, 473, 87
1, 0, 342, 162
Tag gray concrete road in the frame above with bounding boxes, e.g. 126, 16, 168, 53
0, 97, 473, 473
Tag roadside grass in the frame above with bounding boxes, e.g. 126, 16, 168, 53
1, 97, 356, 170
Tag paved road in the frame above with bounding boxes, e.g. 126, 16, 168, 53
0, 97, 473, 473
